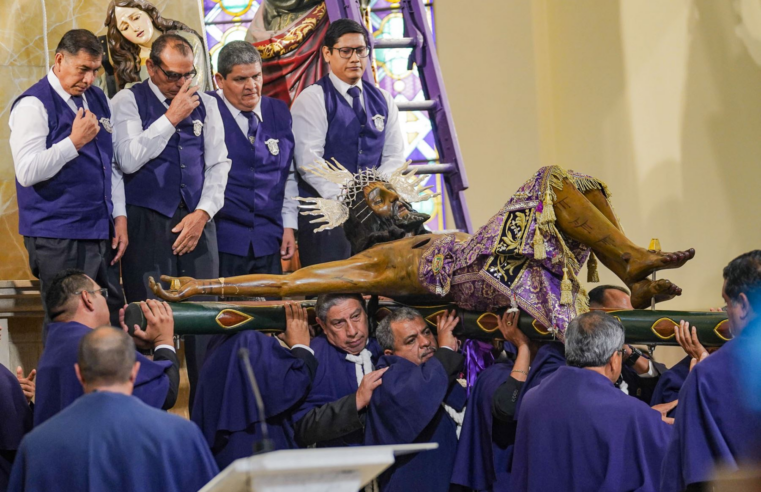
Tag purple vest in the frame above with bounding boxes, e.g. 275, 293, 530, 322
125, 80, 207, 217
14, 77, 113, 240
297, 76, 388, 198
209, 93, 295, 257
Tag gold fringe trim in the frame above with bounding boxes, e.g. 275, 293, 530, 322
587, 252, 600, 283
575, 286, 590, 314
560, 267, 573, 305
533, 227, 546, 260
539, 190, 556, 224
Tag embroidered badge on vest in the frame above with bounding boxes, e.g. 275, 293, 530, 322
99, 118, 113, 133
265, 138, 280, 156
193, 120, 203, 137
249, 135, 256, 145
372, 114, 385, 132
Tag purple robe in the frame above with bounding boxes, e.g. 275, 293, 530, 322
511, 366, 671, 492
9, 392, 218, 492
34, 322, 172, 427
0, 364, 32, 492
292, 335, 381, 447
660, 335, 761, 492
650, 355, 690, 407
451, 360, 516, 492
513, 342, 566, 418
365, 354, 467, 492
191, 331, 314, 469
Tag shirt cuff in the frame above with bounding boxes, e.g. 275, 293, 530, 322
282, 216, 298, 230
59, 137, 79, 162
291, 344, 314, 355
195, 201, 218, 220
112, 205, 127, 219
153, 115, 176, 137
154, 344, 176, 354
639, 360, 657, 378
440, 346, 454, 351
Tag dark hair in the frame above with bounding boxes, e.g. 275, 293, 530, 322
217, 40, 262, 78
315, 293, 365, 322
44, 269, 92, 321
565, 311, 625, 368
55, 29, 103, 58
105, 0, 200, 90
149, 33, 194, 67
78, 327, 136, 386
323, 19, 368, 49
723, 250, 761, 308
375, 307, 425, 351
588, 285, 630, 308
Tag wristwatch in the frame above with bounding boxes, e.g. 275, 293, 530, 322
624, 345, 643, 367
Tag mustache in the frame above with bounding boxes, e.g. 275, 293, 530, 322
392, 201, 429, 228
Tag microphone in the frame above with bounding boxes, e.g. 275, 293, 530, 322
237, 347, 274, 454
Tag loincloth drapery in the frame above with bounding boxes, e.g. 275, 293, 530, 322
418, 166, 610, 333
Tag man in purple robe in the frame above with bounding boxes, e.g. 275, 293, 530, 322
292, 293, 387, 448
291, 19, 405, 266
192, 303, 317, 469
511, 311, 672, 492
9, 328, 217, 492
34, 269, 179, 427
0, 353, 34, 492
661, 251, 761, 491
208, 41, 297, 277
365, 307, 465, 492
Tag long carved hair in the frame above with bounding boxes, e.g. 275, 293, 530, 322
104, 0, 200, 90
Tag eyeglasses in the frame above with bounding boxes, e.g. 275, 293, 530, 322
615, 347, 626, 357
156, 64, 197, 82
75, 288, 109, 299
330, 46, 370, 59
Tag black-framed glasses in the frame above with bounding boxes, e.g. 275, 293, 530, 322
615, 347, 626, 357
75, 288, 109, 299
330, 46, 370, 59
156, 64, 197, 81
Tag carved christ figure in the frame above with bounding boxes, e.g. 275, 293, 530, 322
152, 164, 694, 332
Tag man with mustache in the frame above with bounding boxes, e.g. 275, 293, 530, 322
291, 18, 405, 267
207, 40, 297, 278
10, 29, 127, 335
364, 307, 466, 492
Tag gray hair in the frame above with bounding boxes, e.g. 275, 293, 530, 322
315, 293, 366, 322
217, 41, 262, 78
375, 307, 425, 351
78, 327, 136, 385
565, 311, 625, 368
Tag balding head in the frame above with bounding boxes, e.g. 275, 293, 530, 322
588, 285, 632, 310
76, 327, 138, 393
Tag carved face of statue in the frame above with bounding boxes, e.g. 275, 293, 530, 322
322, 33, 368, 85
215, 62, 263, 112
146, 45, 195, 99
362, 181, 430, 230
114, 6, 156, 48
53, 50, 102, 96
317, 298, 369, 355
384, 317, 438, 365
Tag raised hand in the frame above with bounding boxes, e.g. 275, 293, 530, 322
282, 302, 310, 348
121, 300, 174, 349
356, 367, 389, 410
16, 366, 36, 403
497, 310, 528, 348
436, 310, 460, 351
70, 108, 100, 150
674, 320, 708, 361
165, 79, 200, 126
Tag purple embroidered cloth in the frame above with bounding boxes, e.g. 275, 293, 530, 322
418, 166, 603, 333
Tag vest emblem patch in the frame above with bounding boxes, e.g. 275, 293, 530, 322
99, 118, 113, 133
265, 138, 280, 156
193, 120, 203, 137
372, 114, 385, 132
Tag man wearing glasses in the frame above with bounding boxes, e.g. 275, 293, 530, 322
111, 33, 230, 401
291, 18, 405, 267
33, 268, 180, 426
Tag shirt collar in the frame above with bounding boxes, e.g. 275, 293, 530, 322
329, 72, 363, 97
47, 69, 83, 105
148, 78, 171, 107
217, 89, 263, 121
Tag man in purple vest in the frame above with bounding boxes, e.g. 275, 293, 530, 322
291, 19, 405, 267
209, 41, 297, 277
10, 30, 127, 333
111, 33, 231, 399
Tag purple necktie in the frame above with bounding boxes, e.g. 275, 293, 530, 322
241, 111, 260, 143
347, 86, 366, 125
71, 95, 85, 111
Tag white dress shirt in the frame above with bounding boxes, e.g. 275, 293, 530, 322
290, 72, 405, 200
9, 70, 126, 218
111, 79, 231, 218
216, 90, 299, 230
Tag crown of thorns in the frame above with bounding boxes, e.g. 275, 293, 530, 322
292, 159, 439, 233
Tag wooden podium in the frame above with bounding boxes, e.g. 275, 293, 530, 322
200, 444, 438, 492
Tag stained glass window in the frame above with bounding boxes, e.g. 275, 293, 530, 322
203, 0, 446, 230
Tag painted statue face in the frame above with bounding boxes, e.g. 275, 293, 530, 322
215, 62, 263, 112
115, 6, 156, 47
318, 298, 369, 355
322, 33, 367, 85
146, 45, 195, 99
386, 317, 437, 365
361, 181, 430, 230
53, 50, 102, 96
